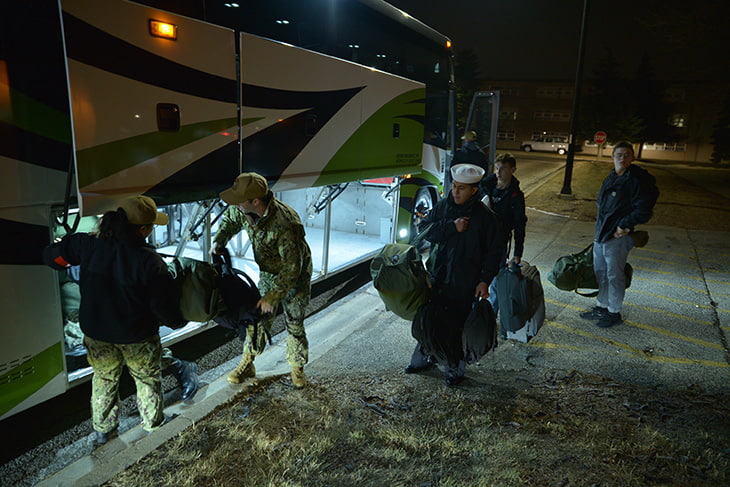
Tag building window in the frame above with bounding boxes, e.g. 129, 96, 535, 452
670, 114, 687, 128
642, 142, 687, 152
499, 111, 517, 120
534, 111, 570, 122
492, 87, 520, 97
497, 131, 516, 141
536, 86, 573, 99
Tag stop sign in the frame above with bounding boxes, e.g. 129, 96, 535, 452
594, 131, 607, 144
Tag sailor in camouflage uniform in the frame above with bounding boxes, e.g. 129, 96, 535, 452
213, 173, 313, 388
43, 196, 186, 445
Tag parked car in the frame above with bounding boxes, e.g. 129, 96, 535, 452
521, 136, 568, 155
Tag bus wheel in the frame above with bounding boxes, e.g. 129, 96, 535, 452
410, 187, 433, 250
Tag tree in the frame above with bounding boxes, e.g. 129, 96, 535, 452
631, 55, 676, 157
710, 94, 730, 164
579, 51, 638, 143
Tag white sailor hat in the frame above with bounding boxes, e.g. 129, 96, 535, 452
450, 163, 485, 184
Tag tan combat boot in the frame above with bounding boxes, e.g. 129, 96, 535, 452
291, 366, 307, 389
227, 353, 256, 384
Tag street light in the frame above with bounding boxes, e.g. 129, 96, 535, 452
560, 0, 590, 196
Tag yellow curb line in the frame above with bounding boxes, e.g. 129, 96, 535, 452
545, 321, 729, 368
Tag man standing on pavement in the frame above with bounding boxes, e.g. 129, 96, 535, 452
481, 152, 528, 328
212, 173, 313, 388
581, 141, 659, 328
406, 163, 503, 386
481, 152, 527, 266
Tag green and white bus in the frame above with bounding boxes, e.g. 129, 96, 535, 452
0, 0, 457, 420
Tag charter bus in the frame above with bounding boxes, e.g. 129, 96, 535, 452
0, 0, 458, 420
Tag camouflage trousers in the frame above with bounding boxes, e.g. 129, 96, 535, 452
243, 272, 310, 367
84, 335, 164, 433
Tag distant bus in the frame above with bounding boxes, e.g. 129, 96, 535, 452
0, 0, 455, 420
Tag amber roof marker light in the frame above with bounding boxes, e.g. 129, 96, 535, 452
149, 20, 177, 40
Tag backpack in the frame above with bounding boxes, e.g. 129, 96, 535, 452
371, 241, 431, 321
211, 249, 264, 342
462, 299, 497, 363
168, 257, 225, 323
547, 243, 633, 297
493, 262, 544, 333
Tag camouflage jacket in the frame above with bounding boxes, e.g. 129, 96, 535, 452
214, 198, 313, 307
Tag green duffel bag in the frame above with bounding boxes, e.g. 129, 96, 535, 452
548, 243, 632, 297
168, 257, 225, 323
370, 242, 431, 321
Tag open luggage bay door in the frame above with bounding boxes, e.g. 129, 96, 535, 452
61, 0, 240, 216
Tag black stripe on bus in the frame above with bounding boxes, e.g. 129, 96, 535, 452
62, 12, 237, 104
0, 121, 72, 173
0, 219, 49, 265
241, 84, 364, 185
145, 140, 241, 206
147, 82, 362, 199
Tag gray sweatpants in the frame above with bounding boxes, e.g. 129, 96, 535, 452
593, 236, 634, 313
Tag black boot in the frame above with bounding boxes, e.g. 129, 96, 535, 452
168, 358, 199, 401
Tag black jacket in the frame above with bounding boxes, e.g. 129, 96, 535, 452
43, 233, 184, 344
419, 191, 504, 298
595, 164, 659, 243
481, 174, 527, 258
451, 141, 487, 171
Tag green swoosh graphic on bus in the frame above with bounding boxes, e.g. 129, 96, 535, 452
0, 342, 64, 418
314, 88, 425, 186
77, 117, 238, 188
3, 88, 72, 144
242, 117, 265, 126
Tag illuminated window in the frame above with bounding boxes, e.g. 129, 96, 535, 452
670, 114, 687, 128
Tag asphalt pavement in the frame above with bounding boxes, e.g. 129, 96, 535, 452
36, 204, 730, 486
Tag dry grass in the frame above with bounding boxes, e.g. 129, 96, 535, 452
525, 160, 730, 232
106, 371, 729, 487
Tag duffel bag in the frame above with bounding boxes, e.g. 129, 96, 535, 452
548, 243, 632, 297
168, 257, 225, 323
371, 242, 431, 321
462, 298, 497, 363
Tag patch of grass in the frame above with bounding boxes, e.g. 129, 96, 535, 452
526, 160, 730, 232
106, 371, 729, 487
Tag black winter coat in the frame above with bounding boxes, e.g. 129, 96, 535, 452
43, 233, 184, 344
419, 192, 504, 298
451, 141, 487, 171
595, 164, 659, 243
481, 174, 527, 258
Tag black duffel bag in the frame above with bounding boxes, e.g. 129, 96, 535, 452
211, 249, 264, 342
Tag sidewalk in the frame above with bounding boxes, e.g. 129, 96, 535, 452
37, 209, 730, 486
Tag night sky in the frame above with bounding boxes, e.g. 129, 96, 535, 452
387, 0, 729, 82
